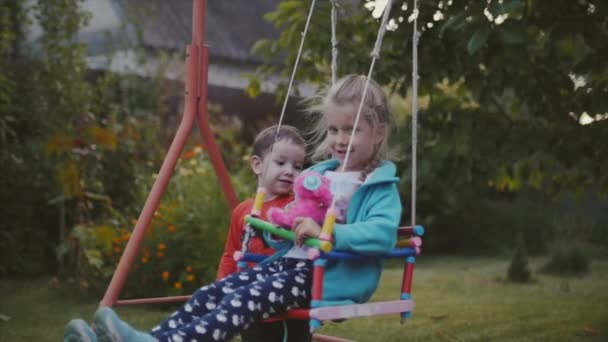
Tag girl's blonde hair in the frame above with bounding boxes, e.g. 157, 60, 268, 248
307, 74, 392, 171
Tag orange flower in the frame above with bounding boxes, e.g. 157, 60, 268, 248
186, 274, 195, 282
141, 257, 149, 264
182, 150, 196, 160
88, 126, 117, 150
158, 243, 167, 251
174, 282, 182, 289
161, 271, 170, 281
167, 225, 177, 233
156, 251, 165, 258
186, 266, 193, 273
46, 133, 73, 155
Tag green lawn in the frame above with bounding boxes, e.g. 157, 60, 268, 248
1, 257, 606, 341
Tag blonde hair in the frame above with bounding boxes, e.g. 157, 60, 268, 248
307, 74, 392, 172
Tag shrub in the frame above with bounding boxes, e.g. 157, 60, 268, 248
70, 141, 255, 298
507, 238, 532, 283
540, 246, 589, 276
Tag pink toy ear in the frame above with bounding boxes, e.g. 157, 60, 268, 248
302, 173, 323, 191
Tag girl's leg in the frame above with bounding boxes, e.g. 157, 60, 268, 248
153, 259, 312, 342
64, 319, 97, 342
93, 263, 285, 342
150, 262, 280, 334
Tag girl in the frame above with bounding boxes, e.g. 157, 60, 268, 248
64, 74, 402, 342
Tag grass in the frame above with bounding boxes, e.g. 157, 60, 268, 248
1, 256, 607, 341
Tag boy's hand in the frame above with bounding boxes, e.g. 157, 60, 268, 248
293, 217, 321, 246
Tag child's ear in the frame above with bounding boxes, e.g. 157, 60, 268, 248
374, 124, 387, 144
250, 155, 264, 175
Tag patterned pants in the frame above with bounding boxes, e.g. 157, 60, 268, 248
150, 258, 313, 342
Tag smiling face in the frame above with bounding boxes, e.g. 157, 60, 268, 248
251, 139, 306, 200
325, 109, 384, 172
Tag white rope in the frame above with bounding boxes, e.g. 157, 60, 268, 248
338, 0, 393, 177
330, 0, 339, 84
244, 0, 317, 257
411, 0, 420, 229
275, 0, 317, 133
262, 0, 317, 179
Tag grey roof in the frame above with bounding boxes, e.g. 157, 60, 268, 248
116, 0, 281, 65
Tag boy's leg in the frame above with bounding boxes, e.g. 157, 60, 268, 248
242, 320, 312, 342
241, 320, 312, 342
240, 321, 285, 342
285, 319, 313, 342
153, 259, 312, 342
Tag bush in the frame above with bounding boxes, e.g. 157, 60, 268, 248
507, 238, 532, 283
70, 141, 255, 298
540, 246, 589, 276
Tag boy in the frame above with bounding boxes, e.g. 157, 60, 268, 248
216, 125, 311, 342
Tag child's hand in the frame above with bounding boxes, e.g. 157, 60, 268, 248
293, 217, 321, 246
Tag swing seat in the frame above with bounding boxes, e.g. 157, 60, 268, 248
241, 224, 424, 335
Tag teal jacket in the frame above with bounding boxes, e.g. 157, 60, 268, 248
308, 159, 402, 305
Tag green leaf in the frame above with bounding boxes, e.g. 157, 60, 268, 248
467, 28, 491, 54
557, 34, 591, 66
439, 12, 467, 38
84, 249, 104, 269
492, 0, 524, 16
497, 23, 525, 44
245, 79, 261, 98
251, 39, 272, 55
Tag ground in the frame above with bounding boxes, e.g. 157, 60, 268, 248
1, 256, 606, 341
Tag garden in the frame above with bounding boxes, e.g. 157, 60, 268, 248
1, 1, 607, 341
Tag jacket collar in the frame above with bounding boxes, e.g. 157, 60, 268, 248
309, 159, 399, 186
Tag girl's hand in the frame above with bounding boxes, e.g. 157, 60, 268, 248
293, 217, 321, 246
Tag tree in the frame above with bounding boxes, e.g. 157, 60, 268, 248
0, 0, 167, 275
250, 0, 608, 252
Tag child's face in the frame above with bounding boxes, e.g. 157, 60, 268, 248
325, 110, 384, 172
252, 139, 306, 199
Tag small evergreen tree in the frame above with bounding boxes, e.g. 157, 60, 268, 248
507, 237, 532, 283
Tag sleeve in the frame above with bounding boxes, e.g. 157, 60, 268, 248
216, 203, 247, 280
332, 182, 401, 254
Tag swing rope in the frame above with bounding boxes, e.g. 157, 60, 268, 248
262, 0, 317, 178
239, 0, 317, 258
338, 0, 393, 175
330, 0, 339, 85
411, 0, 420, 231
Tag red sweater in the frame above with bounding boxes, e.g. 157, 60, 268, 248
216, 195, 294, 280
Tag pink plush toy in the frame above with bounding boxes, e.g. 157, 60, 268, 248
268, 171, 333, 229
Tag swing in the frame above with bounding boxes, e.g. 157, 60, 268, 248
99, 0, 423, 341
235, 0, 425, 340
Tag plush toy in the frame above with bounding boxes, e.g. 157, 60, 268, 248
268, 171, 333, 229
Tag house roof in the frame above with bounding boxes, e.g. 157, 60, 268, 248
116, 0, 282, 65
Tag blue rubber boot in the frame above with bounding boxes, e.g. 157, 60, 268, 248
64, 319, 97, 342
94, 307, 156, 342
